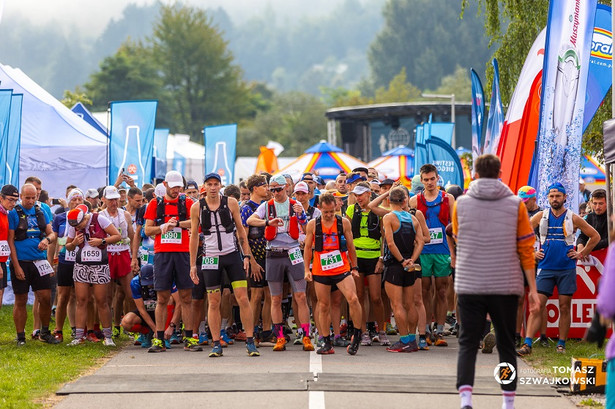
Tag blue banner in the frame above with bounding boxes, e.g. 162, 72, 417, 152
109, 100, 157, 186
429, 123, 455, 145
173, 152, 185, 176
583, 4, 612, 132
153, 128, 169, 180
0, 89, 12, 184
426, 137, 465, 187
6, 94, 22, 186
415, 124, 425, 145
470, 68, 485, 170
204, 124, 237, 185
483, 58, 505, 155
414, 124, 427, 174
72, 102, 108, 136
535, 0, 597, 210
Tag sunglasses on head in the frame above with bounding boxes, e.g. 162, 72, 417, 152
255, 182, 267, 188
270, 187, 285, 193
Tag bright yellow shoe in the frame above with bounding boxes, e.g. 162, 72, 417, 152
302, 336, 315, 351
273, 337, 287, 351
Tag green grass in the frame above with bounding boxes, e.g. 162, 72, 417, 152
0, 305, 126, 409
521, 338, 605, 376
579, 398, 604, 407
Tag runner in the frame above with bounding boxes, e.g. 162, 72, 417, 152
65, 204, 121, 347
304, 192, 363, 355
189, 172, 259, 357
246, 174, 314, 352
144, 170, 201, 352
0, 185, 19, 310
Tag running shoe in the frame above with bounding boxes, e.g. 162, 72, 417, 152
418, 337, 429, 350
360, 332, 372, 346
339, 323, 348, 337
302, 336, 315, 351
198, 331, 209, 346
386, 340, 406, 352
556, 344, 566, 354
370, 329, 379, 343
333, 336, 349, 347
141, 333, 153, 349
31, 329, 40, 340
70, 328, 77, 339
148, 338, 166, 353
517, 343, 532, 357
235, 330, 247, 342
540, 336, 549, 347
246, 342, 260, 357
379, 332, 391, 346
434, 333, 448, 347
170, 330, 182, 345
86, 332, 100, 343
259, 332, 277, 347
220, 329, 234, 346
317, 342, 335, 355
209, 344, 223, 357
273, 337, 287, 351
134, 334, 144, 346
294, 334, 303, 345
16, 339, 26, 346
317, 336, 325, 348
346, 333, 360, 356
386, 323, 398, 335
67, 337, 85, 347
404, 340, 419, 352
39, 331, 61, 344
426, 332, 435, 345
515, 334, 522, 348
482, 332, 495, 354
164, 339, 171, 349
184, 336, 203, 352
112, 327, 121, 338
103, 337, 116, 347
53, 330, 64, 343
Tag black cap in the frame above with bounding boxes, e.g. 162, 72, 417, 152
186, 180, 198, 190
380, 178, 395, 186
1, 184, 19, 198
204, 172, 222, 183
352, 167, 368, 174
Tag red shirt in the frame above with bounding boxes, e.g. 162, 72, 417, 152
0, 211, 8, 262
144, 195, 194, 253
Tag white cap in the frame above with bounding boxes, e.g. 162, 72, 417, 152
154, 183, 167, 198
165, 170, 184, 188
103, 186, 121, 199
294, 181, 309, 193
351, 185, 371, 195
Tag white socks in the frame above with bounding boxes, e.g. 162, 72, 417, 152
459, 385, 472, 408
502, 391, 515, 409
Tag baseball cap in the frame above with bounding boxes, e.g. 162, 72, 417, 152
380, 178, 395, 186
140, 264, 154, 286
548, 182, 566, 195
67, 204, 89, 227
352, 167, 368, 174
352, 185, 371, 195
154, 183, 167, 197
85, 188, 99, 199
165, 170, 184, 188
346, 174, 366, 184
517, 186, 537, 202
1, 184, 19, 198
370, 179, 380, 186
270, 174, 287, 186
294, 181, 309, 194
204, 173, 222, 183
301, 173, 314, 181
315, 176, 325, 185
186, 180, 198, 190
103, 186, 121, 200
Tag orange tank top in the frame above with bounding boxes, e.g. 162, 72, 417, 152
312, 219, 349, 276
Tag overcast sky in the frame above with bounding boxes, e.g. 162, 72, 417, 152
3, 0, 356, 37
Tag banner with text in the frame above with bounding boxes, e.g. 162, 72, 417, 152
204, 124, 237, 185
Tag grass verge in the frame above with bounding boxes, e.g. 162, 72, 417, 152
0, 304, 126, 409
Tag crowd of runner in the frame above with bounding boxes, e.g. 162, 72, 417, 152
0, 162, 602, 362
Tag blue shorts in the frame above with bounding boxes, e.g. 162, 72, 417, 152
536, 268, 577, 297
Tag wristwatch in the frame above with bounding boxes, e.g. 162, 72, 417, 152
45, 237, 51, 244
101, 238, 107, 246
169, 322, 177, 329
351, 266, 359, 271
243, 254, 252, 260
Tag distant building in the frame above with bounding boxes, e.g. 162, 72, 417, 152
325, 102, 472, 162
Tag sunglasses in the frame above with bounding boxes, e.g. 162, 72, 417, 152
255, 182, 267, 188
270, 187, 285, 193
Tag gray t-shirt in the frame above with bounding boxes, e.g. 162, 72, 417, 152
255, 198, 303, 249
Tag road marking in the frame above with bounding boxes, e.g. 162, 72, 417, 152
309, 391, 326, 409
309, 351, 322, 377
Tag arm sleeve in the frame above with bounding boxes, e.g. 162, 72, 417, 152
516, 202, 536, 271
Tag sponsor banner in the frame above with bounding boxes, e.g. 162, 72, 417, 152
204, 124, 237, 185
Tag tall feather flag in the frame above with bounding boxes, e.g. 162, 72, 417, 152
470, 69, 485, 171
483, 59, 505, 155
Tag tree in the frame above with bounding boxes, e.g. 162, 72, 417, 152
151, 4, 253, 141
61, 86, 92, 108
373, 68, 421, 102
369, 0, 491, 91
426, 65, 472, 102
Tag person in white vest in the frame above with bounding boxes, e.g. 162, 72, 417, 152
452, 154, 539, 409
518, 182, 599, 356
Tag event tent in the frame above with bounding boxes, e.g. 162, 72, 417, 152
580, 155, 605, 184
0, 64, 108, 197
274, 141, 368, 181
368, 145, 414, 184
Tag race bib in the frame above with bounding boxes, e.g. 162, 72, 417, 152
202, 255, 219, 270
143, 299, 156, 312
81, 247, 102, 263
288, 247, 304, 265
34, 259, 53, 276
427, 227, 443, 245
0, 240, 10, 257
319, 250, 344, 271
64, 249, 76, 262
161, 227, 182, 244
139, 248, 151, 265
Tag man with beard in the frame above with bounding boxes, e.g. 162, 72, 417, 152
577, 189, 609, 253
518, 183, 599, 356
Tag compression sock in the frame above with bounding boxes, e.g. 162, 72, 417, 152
247, 337, 254, 344
274, 323, 284, 339
400, 334, 411, 344
502, 391, 515, 409
557, 339, 566, 348
436, 324, 444, 334
233, 306, 242, 330
407, 334, 416, 343
74, 329, 84, 340
199, 321, 207, 334
221, 318, 228, 331
301, 323, 310, 337
524, 337, 533, 347
102, 327, 112, 339
157, 331, 165, 340
184, 329, 193, 339
459, 385, 472, 408
17, 331, 26, 341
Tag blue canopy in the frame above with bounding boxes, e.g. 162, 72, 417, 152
382, 145, 415, 157
304, 140, 343, 153
71, 102, 108, 136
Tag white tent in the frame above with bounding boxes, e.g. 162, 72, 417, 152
0, 64, 108, 197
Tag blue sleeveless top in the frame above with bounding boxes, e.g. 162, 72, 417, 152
538, 211, 576, 270
421, 194, 450, 255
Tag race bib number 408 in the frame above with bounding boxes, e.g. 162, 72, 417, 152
202, 256, 219, 270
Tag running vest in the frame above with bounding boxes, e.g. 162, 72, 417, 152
76, 214, 109, 265
264, 198, 300, 241
14, 204, 46, 241
200, 195, 237, 255
538, 209, 576, 270
416, 191, 450, 254
101, 209, 130, 249
539, 209, 575, 245
416, 191, 450, 227
312, 215, 350, 276
383, 211, 415, 265
241, 200, 265, 240
155, 195, 188, 226
350, 204, 381, 241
